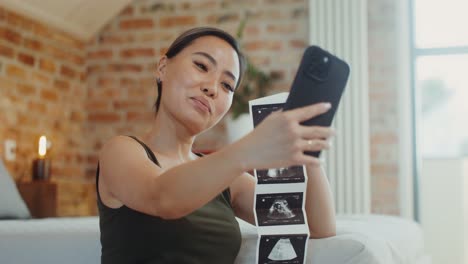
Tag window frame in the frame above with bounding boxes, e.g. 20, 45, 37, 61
410, 0, 468, 222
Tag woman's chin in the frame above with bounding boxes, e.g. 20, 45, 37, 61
183, 116, 211, 135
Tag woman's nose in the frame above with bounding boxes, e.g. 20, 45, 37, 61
202, 85, 217, 98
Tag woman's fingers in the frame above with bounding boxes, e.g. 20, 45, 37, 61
241, 103, 335, 169
295, 154, 322, 167
302, 139, 331, 152
290, 140, 329, 167
298, 126, 335, 140
284, 102, 331, 123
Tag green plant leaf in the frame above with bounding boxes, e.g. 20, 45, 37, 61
230, 16, 277, 119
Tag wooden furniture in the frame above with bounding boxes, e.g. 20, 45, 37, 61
17, 181, 57, 218
16, 181, 97, 218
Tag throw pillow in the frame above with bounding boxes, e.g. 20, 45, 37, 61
0, 159, 31, 219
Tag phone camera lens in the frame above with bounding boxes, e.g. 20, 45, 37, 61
304, 57, 329, 82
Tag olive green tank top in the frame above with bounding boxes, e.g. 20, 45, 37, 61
96, 136, 241, 264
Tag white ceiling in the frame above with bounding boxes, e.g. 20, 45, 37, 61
0, 0, 133, 40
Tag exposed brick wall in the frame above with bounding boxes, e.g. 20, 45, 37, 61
0, 7, 92, 215
0, 6, 87, 182
86, 0, 403, 215
368, 0, 401, 215
85, 0, 310, 179
0, 0, 404, 216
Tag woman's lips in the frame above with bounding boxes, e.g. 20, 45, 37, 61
190, 98, 211, 114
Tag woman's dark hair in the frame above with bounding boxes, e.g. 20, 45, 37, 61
154, 27, 247, 114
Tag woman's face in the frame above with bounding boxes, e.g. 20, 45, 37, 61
157, 36, 240, 134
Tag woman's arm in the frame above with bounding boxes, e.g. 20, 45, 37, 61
305, 164, 336, 238
100, 103, 332, 220
230, 172, 256, 225
99, 135, 247, 220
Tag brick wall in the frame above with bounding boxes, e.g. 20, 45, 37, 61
0, 7, 93, 216
87, 0, 403, 215
0, 0, 404, 216
85, 0, 310, 179
367, 0, 401, 215
0, 7, 87, 182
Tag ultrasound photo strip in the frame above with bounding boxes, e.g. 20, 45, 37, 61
249, 93, 310, 264
256, 166, 306, 185
258, 234, 308, 264
251, 101, 306, 185
255, 192, 305, 227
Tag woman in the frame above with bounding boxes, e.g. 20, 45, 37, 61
97, 27, 336, 263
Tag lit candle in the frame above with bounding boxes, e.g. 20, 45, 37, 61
38, 135, 47, 157
32, 135, 51, 180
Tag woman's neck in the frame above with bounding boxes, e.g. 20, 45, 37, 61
142, 111, 197, 162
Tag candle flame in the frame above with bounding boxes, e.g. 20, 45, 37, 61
38, 135, 47, 157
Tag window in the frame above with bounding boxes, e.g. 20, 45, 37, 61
413, 0, 468, 158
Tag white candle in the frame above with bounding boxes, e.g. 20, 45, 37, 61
38, 135, 47, 157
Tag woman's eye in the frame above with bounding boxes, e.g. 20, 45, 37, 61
194, 62, 208, 71
222, 82, 234, 92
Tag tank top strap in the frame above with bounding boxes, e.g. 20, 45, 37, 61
96, 135, 161, 189
126, 135, 161, 167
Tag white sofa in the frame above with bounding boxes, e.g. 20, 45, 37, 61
238, 214, 431, 264
0, 214, 431, 264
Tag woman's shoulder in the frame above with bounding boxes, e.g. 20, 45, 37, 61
99, 135, 143, 161
102, 135, 133, 145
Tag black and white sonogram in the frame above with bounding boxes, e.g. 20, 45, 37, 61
257, 166, 305, 184
258, 234, 307, 264
251, 103, 284, 127
256, 193, 305, 226
251, 103, 306, 184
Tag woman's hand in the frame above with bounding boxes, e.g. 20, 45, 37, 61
233, 102, 335, 171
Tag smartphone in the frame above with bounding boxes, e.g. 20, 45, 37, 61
283, 46, 350, 157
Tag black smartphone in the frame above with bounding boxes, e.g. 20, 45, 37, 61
283, 46, 350, 157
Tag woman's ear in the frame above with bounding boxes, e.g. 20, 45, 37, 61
156, 56, 168, 81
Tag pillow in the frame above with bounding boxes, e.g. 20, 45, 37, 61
0, 159, 30, 219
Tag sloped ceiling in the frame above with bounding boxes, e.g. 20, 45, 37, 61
0, 0, 133, 40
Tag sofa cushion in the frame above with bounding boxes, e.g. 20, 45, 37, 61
336, 214, 427, 263
309, 233, 379, 264
0, 159, 30, 219
235, 214, 427, 264
0, 215, 428, 264
235, 217, 380, 264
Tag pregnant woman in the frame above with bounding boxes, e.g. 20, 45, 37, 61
96, 26, 336, 264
